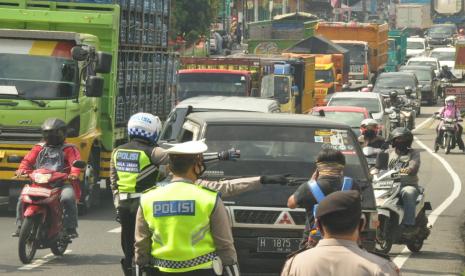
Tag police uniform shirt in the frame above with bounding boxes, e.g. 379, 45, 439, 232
281, 238, 399, 276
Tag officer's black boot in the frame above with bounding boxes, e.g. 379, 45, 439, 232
120, 258, 132, 276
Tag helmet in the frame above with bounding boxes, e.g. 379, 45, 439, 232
445, 95, 456, 104
442, 65, 449, 71
389, 90, 398, 99
361, 87, 370, 92
404, 86, 413, 96
360, 118, 378, 128
390, 127, 413, 147
41, 118, 67, 146
127, 112, 162, 143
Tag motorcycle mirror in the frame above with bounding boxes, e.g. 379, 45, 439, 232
72, 160, 87, 169
375, 152, 389, 169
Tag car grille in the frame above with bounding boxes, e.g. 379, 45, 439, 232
233, 209, 306, 225
0, 127, 42, 143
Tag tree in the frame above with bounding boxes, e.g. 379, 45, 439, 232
171, 0, 219, 45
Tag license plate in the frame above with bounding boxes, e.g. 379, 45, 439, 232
257, 237, 301, 253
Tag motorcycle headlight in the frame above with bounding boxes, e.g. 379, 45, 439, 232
32, 173, 52, 184
389, 112, 397, 119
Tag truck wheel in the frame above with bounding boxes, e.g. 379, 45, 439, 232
79, 151, 100, 215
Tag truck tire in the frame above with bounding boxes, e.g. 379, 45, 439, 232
78, 151, 100, 215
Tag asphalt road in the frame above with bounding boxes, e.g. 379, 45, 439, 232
1, 105, 465, 275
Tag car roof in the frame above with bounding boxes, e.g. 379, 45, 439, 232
378, 72, 416, 78
399, 65, 433, 72
407, 37, 425, 42
431, 47, 456, 52
312, 106, 369, 114
408, 56, 438, 62
330, 92, 380, 99
176, 96, 278, 112
186, 112, 351, 129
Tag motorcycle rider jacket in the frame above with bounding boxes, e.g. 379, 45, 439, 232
387, 149, 420, 186
113, 140, 161, 194
140, 181, 218, 273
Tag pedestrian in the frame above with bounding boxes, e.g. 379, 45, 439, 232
110, 112, 166, 276
134, 140, 240, 275
287, 148, 359, 248
281, 191, 400, 276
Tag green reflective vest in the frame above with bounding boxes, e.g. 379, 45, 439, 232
140, 181, 218, 273
114, 149, 151, 193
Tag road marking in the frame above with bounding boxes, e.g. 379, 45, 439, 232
108, 227, 121, 233
392, 137, 462, 269
18, 250, 72, 270
415, 117, 434, 131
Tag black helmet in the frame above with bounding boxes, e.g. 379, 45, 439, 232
41, 118, 67, 146
390, 127, 413, 146
389, 90, 398, 99
442, 65, 449, 70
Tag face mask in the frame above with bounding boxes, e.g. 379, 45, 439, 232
394, 142, 409, 153
363, 129, 376, 139
193, 157, 206, 178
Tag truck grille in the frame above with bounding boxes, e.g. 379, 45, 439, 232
0, 127, 42, 143
233, 209, 306, 225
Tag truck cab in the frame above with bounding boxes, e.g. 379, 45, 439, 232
333, 40, 371, 88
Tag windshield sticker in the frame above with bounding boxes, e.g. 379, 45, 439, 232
315, 130, 333, 136
314, 136, 324, 143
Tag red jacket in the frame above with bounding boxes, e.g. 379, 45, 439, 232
18, 144, 82, 199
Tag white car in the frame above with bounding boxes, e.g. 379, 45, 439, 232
407, 37, 427, 58
327, 92, 391, 138
406, 56, 441, 77
429, 47, 463, 78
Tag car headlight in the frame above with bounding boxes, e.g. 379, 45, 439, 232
32, 173, 52, 184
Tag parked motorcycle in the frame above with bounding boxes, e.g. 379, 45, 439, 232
17, 160, 86, 264
372, 154, 431, 254
434, 112, 462, 154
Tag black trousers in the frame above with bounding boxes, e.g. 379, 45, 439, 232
118, 198, 140, 270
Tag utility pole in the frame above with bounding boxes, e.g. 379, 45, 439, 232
254, 0, 259, 21
282, 0, 286, 14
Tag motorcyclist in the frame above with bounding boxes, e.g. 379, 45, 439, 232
358, 119, 387, 149
386, 90, 406, 109
403, 86, 417, 129
434, 96, 465, 153
438, 65, 456, 80
382, 127, 421, 235
13, 118, 81, 238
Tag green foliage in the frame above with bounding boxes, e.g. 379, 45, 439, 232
172, 0, 218, 44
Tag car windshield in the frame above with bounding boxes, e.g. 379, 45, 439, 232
204, 124, 367, 205
313, 111, 365, 128
430, 51, 455, 61
328, 97, 381, 113
337, 43, 366, 64
401, 70, 431, 81
177, 73, 247, 101
407, 41, 425, 50
0, 53, 78, 100
374, 76, 415, 92
408, 60, 437, 69
315, 69, 335, 83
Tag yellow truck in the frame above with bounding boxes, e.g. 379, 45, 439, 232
315, 22, 388, 89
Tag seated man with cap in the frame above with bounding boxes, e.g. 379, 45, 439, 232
134, 140, 239, 276
281, 191, 399, 276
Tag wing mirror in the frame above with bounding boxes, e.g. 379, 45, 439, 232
95, 52, 112, 74
85, 76, 104, 97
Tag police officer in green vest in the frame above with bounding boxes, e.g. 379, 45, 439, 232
110, 112, 168, 276
134, 140, 239, 276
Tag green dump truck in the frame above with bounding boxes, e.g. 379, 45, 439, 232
0, 0, 177, 212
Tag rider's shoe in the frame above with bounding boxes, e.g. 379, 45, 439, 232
434, 143, 439, 153
66, 228, 79, 239
11, 226, 21, 237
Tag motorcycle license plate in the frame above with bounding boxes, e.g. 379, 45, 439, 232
257, 237, 301, 253
374, 180, 395, 189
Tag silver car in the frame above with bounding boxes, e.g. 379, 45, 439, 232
327, 92, 391, 139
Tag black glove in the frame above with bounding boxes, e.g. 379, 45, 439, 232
260, 175, 288, 185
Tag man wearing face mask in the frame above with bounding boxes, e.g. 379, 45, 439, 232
134, 140, 239, 275
385, 127, 421, 235
358, 119, 387, 149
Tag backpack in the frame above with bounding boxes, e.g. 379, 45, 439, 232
306, 177, 353, 246
35, 144, 73, 172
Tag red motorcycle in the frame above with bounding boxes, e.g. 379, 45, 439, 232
17, 161, 85, 264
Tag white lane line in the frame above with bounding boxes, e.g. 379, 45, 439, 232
18, 250, 72, 270
108, 227, 121, 233
392, 137, 462, 269
415, 117, 433, 131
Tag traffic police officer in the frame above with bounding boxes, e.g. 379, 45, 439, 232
134, 140, 240, 276
282, 191, 399, 276
110, 112, 167, 276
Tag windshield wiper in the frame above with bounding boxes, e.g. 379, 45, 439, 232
15, 94, 46, 107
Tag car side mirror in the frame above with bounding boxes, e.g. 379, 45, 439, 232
95, 51, 112, 74
72, 160, 87, 169
85, 76, 104, 97
71, 46, 88, 61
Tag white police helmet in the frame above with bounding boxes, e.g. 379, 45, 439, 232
445, 95, 456, 105
127, 112, 162, 143
166, 140, 208, 155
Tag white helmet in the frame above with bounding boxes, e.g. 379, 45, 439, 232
445, 95, 456, 105
127, 112, 162, 143
360, 118, 378, 127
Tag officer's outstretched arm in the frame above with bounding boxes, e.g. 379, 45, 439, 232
210, 198, 240, 275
